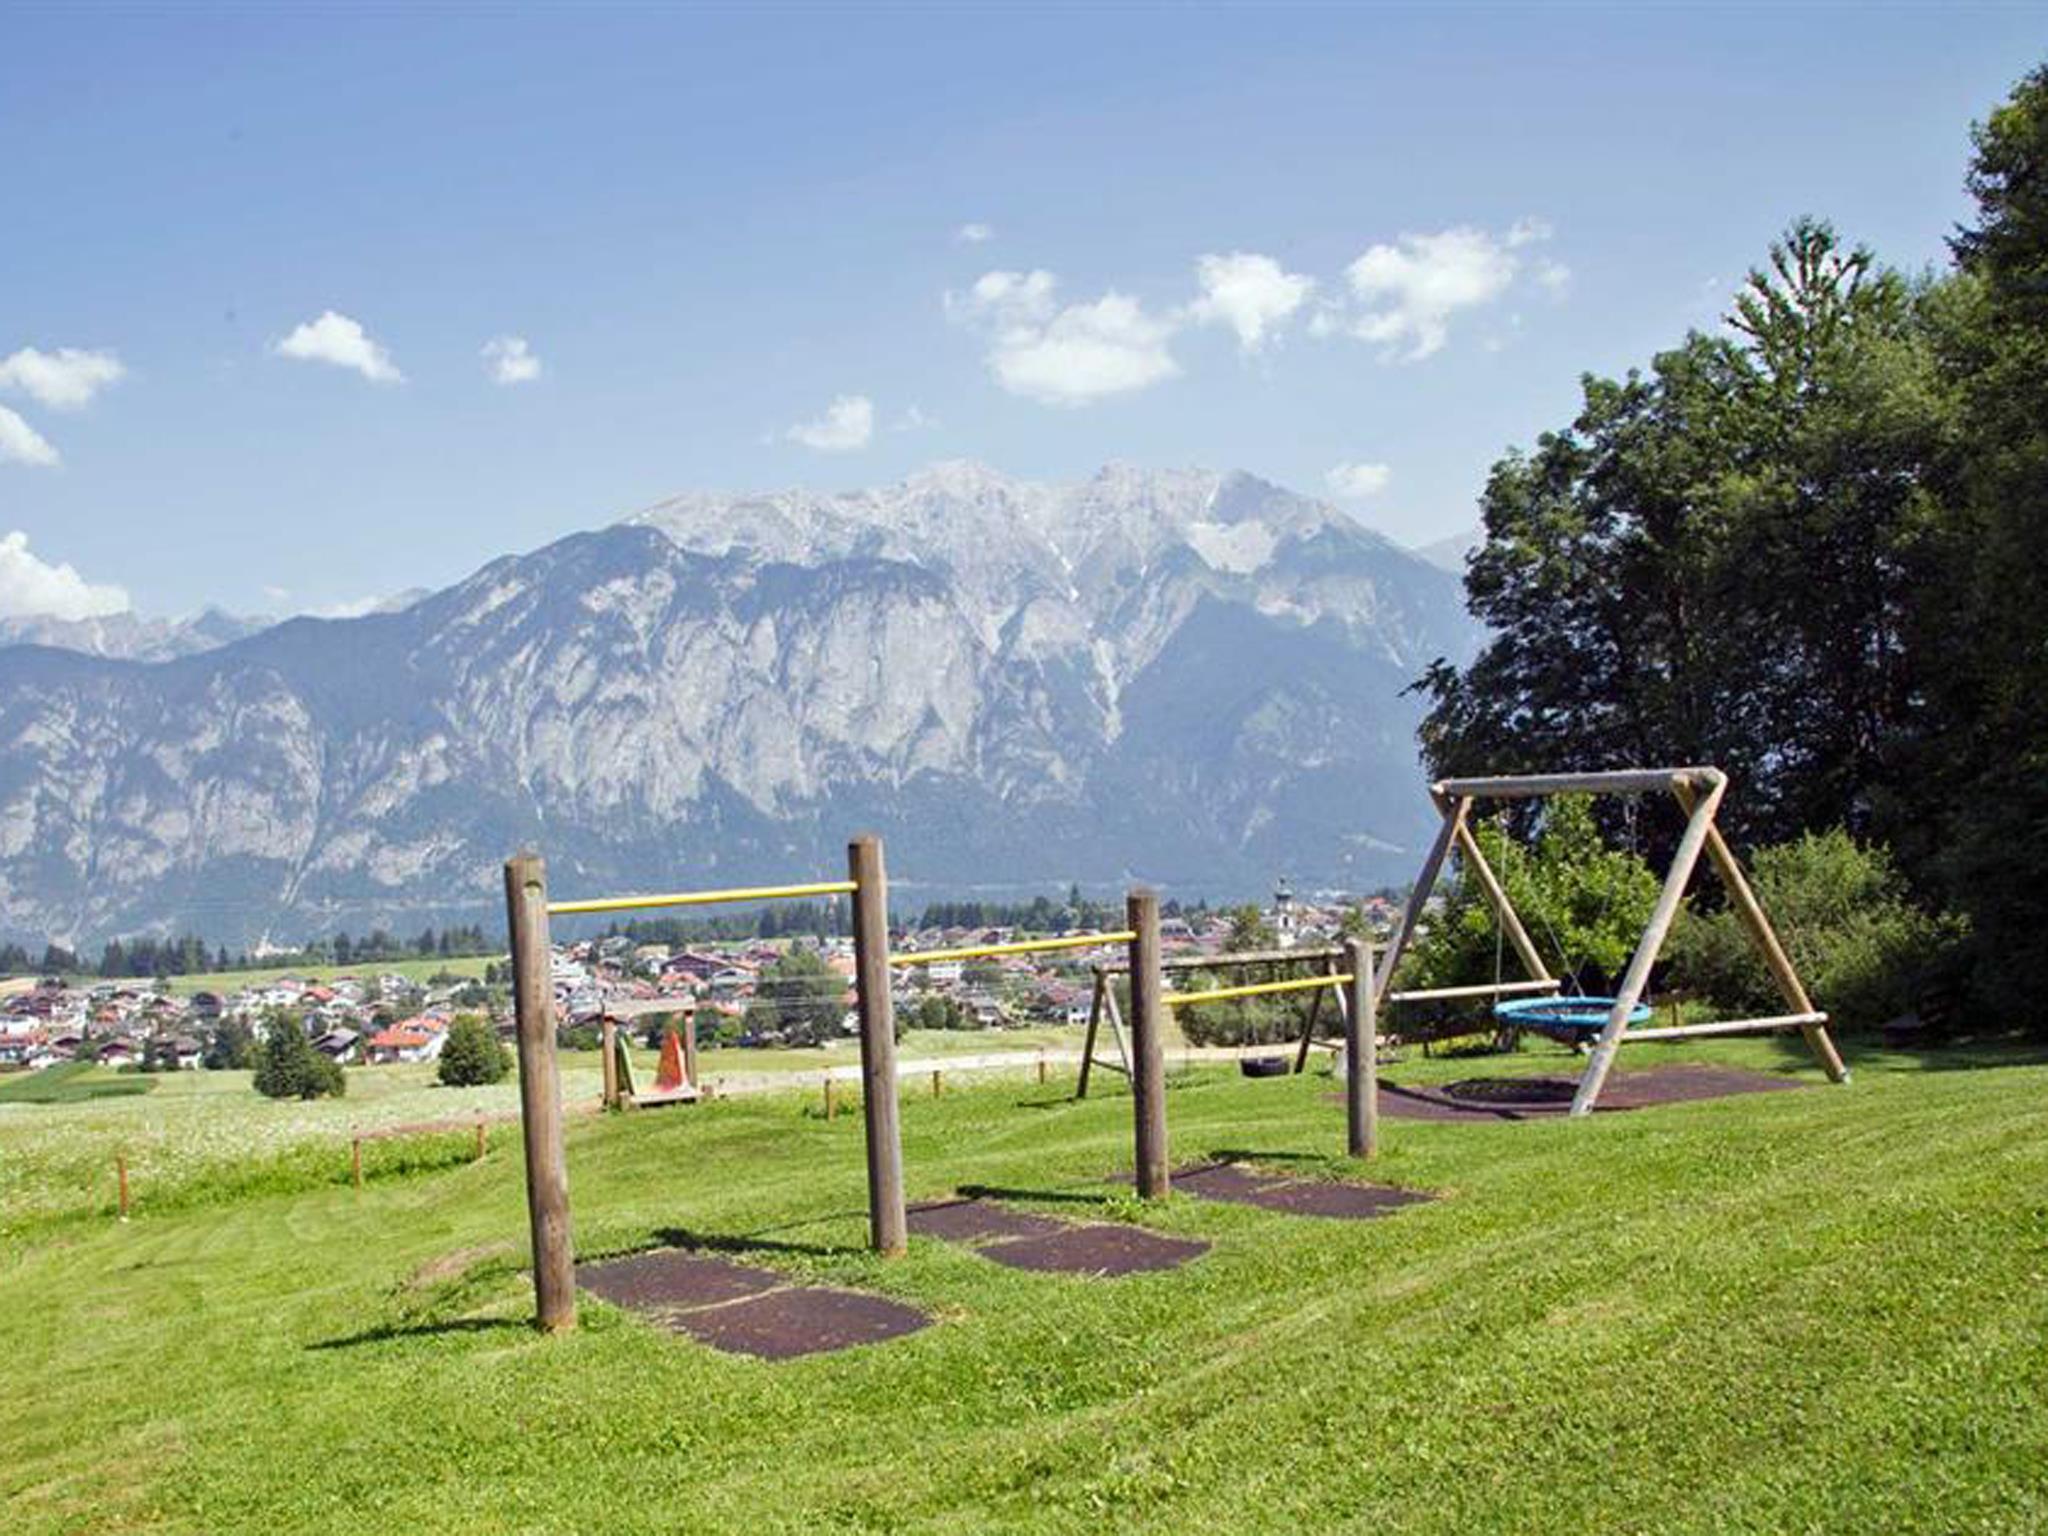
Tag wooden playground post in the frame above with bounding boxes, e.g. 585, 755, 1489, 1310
1127, 887, 1169, 1199
681, 1009, 699, 1089
506, 852, 576, 1333
849, 835, 907, 1257
600, 1016, 619, 1110
1342, 937, 1378, 1160
1571, 774, 1725, 1116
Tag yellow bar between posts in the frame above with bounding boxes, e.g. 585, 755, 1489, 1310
1165, 972, 1354, 1008
895, 930, 1139, 967
547, 879, 858, 916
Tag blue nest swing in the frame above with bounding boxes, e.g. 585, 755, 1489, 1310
1494, 994, 1652, 1041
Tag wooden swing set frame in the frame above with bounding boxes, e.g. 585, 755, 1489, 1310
1377, 765, 1851, 1115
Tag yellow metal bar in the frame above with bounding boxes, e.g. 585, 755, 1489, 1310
547, 879, 857, 916
895, 930, 1138, 967
1165, 972, 1354, 1008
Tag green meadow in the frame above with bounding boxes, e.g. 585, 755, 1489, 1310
3, 1036, 2044, 1533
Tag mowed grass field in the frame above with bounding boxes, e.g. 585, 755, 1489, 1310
0, 1031, 1087, 1235
2, 1037, 2045, 1534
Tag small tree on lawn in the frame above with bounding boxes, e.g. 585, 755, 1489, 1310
252, 1011, 345, 1100
438, 1012, 510, 1087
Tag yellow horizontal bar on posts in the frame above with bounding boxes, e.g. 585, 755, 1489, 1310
547, 880, 858, 916
1165, 972, 1354, 1009
894, 931, 1139, 967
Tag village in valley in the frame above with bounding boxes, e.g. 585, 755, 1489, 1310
0, 882, 1405, 1082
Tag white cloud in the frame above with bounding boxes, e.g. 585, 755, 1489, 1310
894, 404, 936, 431
1188, 252, 1314, 352
952, 269, 1179, 407
481, 335, 541, 385
950, 268, 1058, 325
1534, 258, 1572, 297
955, 222, 994, 244
0, 347, 126, 409
1507, 216, 1555, 249
272, 310, 404, 383
0, 407, 60, 468
0, 531, 129, 619
1325, 461, 1393, 500
1343, 227, 1521, 361
785, 393, 875, 452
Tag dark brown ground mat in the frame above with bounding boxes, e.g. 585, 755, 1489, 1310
907, 1198, 1069, 1244
1365, 1063, 1807, 1121
575, 1249, 932, 1358
1168, 1162, 1433, 1220
982, 1224, 1211, 1276
668, 1288, 933, 1360
577, 1251, 782, 1312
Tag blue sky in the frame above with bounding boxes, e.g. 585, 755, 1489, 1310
1, 3, 2040, 622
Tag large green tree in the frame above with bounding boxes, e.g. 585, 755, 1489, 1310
1418, 219, 1952, 853
1929, 62, 2048, 1008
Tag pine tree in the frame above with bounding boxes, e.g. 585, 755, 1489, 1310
437, 1013, 509, 1087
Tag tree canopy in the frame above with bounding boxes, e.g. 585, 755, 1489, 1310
1416, 62, 2048, 1019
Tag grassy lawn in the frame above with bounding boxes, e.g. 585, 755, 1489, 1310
0, 1059, 158, 1106
2, 1037, 2044, 1533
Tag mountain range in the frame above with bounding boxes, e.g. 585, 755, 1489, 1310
0, 463, 1478, 947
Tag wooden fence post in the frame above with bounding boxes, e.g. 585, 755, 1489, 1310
507, 852, 576, 1332
931, 1068, 943, 1099
1127, 887, 1169, 1199
1342, 937, 1378, 1160
824, 1074, 837, 1121
351, 1133, 363, 1191
116, 1152, 130, 1220
475, 1113, 487, 1162
600, 1016, 619, 1110
849, 835, 907, 1257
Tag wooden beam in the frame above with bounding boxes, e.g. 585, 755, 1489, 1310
1569, 776, 1726, 1116
1433, 766, 1725, 800
1674, 779, 1851, 1085
1384, 978, 1563, 1005
1127, 888, 1169, 1200
1343, 937, 1378, 1160
506, 852, 576, 1333
1624, 1012, 1827, 1042
1374, 795, 1471, 1002
848, 836, 906, 1257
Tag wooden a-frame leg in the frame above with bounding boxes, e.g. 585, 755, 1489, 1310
1571, 774, 1727, 1116
1452, 818, 1554, 988
1374, 795, 1471, 1003
1292, 960, 1329, 1073
1075, 970, 1107, 1099
1674, 782, 1850, 1085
